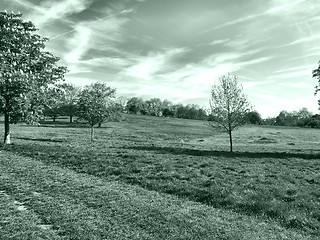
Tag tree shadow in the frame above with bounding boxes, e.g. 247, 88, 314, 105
123, 145, 320, 160
16, 137, 65, 143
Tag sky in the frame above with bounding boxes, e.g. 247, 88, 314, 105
2, 0, 320, 118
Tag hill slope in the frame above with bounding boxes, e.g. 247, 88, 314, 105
0, 114, 319, 239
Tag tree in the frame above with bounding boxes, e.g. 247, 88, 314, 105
77, 82, 120, 142
145, 98, 163, 116
209, 74, 251, 152
43, 86, 65, 122
197, 108, 208, 120
59, 83, 80, 123
175, 104, 186, 118
0, 11, 67, 144
313, 61, 320, 110
125, 97, 144, 114
162, 108, 174, 117
313, 60, 320, 93
246, 110, 262, 124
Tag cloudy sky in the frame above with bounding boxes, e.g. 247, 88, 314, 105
3, 0, 320, 117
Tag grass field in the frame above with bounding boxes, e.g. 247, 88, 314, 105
0, 114, 319, 239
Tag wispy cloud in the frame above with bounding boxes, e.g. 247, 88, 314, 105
209, 39, 230, 46
124, 48, 189, 80
63, 7, 131, 74
284, 33, 320, 46
64, 25, 92, 64
267, 69, 312, 80
273, 65, 315, 74
25, 0, 93, 28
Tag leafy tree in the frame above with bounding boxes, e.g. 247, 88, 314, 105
246, 110, 262, 124
59, 83, 80, 123
162, 99, 173, 109
0, 11, 67, 144
125, 97, 144, 114
261, 117, 276, 125
43, 86, 65, 122
175, 104, 186, 118
197, 108, 208, 120
274, 108, 313, 127
313, 61, 320, 110
77, 82, 120, 142
162, 108, 174, 117
145, 98, 163, 116
297, 107, 313, 120
184, 104, 198, 119
209, 74, 251, 152
115, 96, 127, 113
313, 60, 320, 94
305, 114, 320, 128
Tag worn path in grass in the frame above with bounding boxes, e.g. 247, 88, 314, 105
0, 150, 315, 240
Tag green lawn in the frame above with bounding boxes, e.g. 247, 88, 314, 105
0, 114, 319, 239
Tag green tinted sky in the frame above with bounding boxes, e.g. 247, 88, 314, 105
3, 0, 320, 117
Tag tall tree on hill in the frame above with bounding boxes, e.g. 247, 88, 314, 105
209, 74, 251, 152
0, 11, 67, 144
77, 82, 121, 142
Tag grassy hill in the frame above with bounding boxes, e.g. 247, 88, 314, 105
0, 114, 319, 239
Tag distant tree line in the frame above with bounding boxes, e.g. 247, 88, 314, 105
125, 97, 208, 120
261, 108, 320, 128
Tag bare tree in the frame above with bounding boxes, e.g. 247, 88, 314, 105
209, 74, 251, 152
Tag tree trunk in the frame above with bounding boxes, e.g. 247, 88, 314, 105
98, 122, 101, 128
90, 125, 94, 143
53, 116, 56, 122
4, 112, 11, 144
229, 130, 233, 152
70, 115, 73, 123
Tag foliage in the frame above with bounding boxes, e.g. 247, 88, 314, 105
261, 117, 276, 125
209, 73, 251, 152
43, 86, 65, 121
246, 111, 262, 124
77, 82, 120, 142
125, 97, 145, 114
0, 11, 67, 143
313, 60, 320, 94
145, 98, 163, 116
58, 83, 81, 123
125, 97, 208, 120
275, 108, 314, 127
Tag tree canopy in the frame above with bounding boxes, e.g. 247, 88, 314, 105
209, 73, 251, 152
0, 11, 67, 143
77, 82, 121, 142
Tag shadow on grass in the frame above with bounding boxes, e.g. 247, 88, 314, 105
18, 121, 112, 129
16, 137, 65, 143
2, 142, 320, 235
38, 121, 89, 129
124, 145, 320, 160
